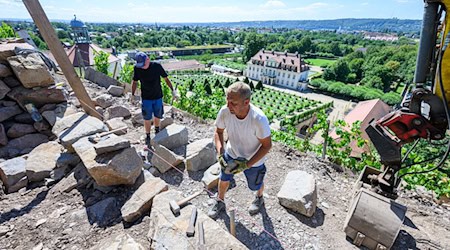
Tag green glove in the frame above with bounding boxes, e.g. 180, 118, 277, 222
218, 155, 227, 172
224, 158, 248, 175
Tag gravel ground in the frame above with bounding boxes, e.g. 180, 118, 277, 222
0, 79, 449, 250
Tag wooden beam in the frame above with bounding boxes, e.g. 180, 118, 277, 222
22, 0, 101, 119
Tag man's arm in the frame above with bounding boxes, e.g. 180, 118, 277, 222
247, 136, 272, 167
214, 127, 225, 157
131, 80, 137, 95
163, 77, 174, 91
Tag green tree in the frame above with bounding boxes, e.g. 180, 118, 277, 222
256, 80, 263, 90
249, 81, 255, 91
94, 51, 109, 75
243, 33, 266, 62
119, 62, 134, 84
0, 22, 16, 38
57, 30, 69, 40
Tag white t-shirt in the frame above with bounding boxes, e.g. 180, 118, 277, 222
215, 104, 271, 167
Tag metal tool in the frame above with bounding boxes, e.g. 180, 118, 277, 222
87, 127, 127, 143
169, 190, 203, 216
198, 221, 206, 250
230, 209, 236, 237
186, 207, 197, 237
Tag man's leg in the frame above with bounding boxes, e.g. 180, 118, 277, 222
153, 117, 160, 133
144, 120, 152, 134
208, 171, 233, 219
142, 100, 153, 146
256, 183, 264, 198
218, 180, 230, 201
245, 165, 266, 215
153, 98, 164, 133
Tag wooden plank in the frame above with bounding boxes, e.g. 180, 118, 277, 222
22, 0, 101, 119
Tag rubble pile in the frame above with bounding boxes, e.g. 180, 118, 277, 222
0, 41, 71, 160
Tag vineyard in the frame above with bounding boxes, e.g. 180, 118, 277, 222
166, 73, 333, 128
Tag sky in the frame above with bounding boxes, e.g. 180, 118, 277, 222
0, 0, 424, 23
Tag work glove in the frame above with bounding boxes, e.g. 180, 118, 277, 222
224, 157, 248, 175
218, 154, 227, 172
172, 90, 179, 100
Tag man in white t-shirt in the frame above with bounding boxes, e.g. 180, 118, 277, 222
208, 82, 272, 219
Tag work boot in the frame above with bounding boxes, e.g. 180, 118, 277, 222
208, 199, 225, 219
248, 195, 264, 215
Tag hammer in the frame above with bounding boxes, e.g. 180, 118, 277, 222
169, 190, 203, 216
186, 206, 197, 237
87, 127, 128, 143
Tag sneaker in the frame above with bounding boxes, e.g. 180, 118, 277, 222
248, 195, 264, 215
208, 200, 226, 219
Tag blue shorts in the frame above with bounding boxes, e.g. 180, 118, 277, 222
219, 153, 266, 191
142, 98, 164, 120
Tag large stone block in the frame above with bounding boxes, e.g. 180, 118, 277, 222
150, 143, 184, 174
92, 134, 130, 155
185, 139, 216, 171
277, 170, 317, 217
201, 162, 221, 189
107, 85, 124, 97
25, 141, 63, 182
0, 156, 27, 193
86, 197, 120, 227
0, 79, 11, 99
2, 76, 21, 88
7, 53, 54, 88
148, 190, 247, 250
84, 67, 121, 89
6, 133, 49, 153
94, 94, 113, 109
0, 105, 23, 122
73, 137, 142, 186
7, 85, 66, 108
160, 116, 174, 130
89, 233, 146, 250
106, 106, 131, 119
6, 123, 36, 138
56, 113, 108, 152
121, 177, 168, 223
0, 43, 34, 62
0, 123, 7, 146
151, 124, 188, 150
105, 117, 127, 134
0, 64, 12, 77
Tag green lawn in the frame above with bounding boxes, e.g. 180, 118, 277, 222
305, 58, 336, 67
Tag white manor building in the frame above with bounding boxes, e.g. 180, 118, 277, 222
245, 49, 310, 90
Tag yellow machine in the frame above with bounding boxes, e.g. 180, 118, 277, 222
344, 1, 450, 249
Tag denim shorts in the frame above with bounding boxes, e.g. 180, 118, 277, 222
141, 98, 163, 120
219, 153, 267, 191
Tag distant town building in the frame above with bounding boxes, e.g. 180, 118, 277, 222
330, 99, 391, 157
66, 15, 121, 78
245, 49, 309, 90
363, 32, 399, 41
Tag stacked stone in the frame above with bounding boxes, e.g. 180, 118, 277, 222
0, 42, 68, 160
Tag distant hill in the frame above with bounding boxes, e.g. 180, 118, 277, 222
174, 18, 422, 33
1, 18, 422, 33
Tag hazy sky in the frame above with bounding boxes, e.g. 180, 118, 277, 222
1, 0, 424, 23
